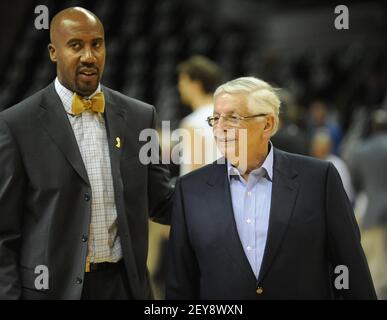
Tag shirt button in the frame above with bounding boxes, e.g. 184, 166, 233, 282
247, 192, 251, 196
256, 287, 264, 295
246, 218, 251, 224
84, 193, 90, 201
82, 235, 88, 242
76, 277, 83, 284
247, 246, 252, 251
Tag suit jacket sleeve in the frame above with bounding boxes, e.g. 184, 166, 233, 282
147, 106, 174, 225
166, 178, 200, 299
325, 162, 377, 299
0, 117, 25, 299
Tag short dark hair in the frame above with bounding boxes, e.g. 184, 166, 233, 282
177, 55, 223, 94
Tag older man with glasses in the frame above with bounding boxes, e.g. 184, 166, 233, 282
166, 76, 376, 300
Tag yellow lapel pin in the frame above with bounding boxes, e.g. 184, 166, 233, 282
115, 137, 121, 149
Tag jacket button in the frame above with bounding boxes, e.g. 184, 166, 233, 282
82, 235, 88, 242
84, 193, 90, 201
256, 287, 264, 295
76, 277, 83, 284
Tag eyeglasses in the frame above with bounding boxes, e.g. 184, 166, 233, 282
206, 113, 269, 127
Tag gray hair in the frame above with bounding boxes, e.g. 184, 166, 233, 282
214, 76, 281, 136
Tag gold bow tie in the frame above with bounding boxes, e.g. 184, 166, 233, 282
71, 92, 105, 116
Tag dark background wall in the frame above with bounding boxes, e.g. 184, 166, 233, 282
0, 0, 30, 72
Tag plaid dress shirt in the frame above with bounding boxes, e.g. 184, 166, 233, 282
54, 78, 122, 264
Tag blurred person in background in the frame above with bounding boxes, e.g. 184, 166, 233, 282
310, 130, 355, 204
0, 7, 173, 300
350, 109, 387, 299
271, 90, 308, 155
148, 55, 223, 299
307, 100, 343, 155
177, 55, 223, 175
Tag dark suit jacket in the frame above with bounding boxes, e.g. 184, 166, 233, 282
166, 148, 376, 299
0, 83, 173, 299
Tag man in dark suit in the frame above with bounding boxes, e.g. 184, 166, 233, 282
0, 7, 173, 299
166, 77, 376, 299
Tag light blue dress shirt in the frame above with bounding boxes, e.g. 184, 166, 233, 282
227, 142, 273, 279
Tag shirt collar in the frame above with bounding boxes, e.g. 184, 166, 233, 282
227, 141, 274, 182
54, 77, 102, 114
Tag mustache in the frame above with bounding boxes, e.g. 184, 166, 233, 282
76, 64, 99, 74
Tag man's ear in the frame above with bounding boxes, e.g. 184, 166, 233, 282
263, 115, 275, 137
48, 43, 57, 62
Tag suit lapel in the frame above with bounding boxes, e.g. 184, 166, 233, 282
206, 159, 257, 283
102, 87, 144, 298
38, 83, 90, 186
102, 87, 126, 177
257, 148, 299, 284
